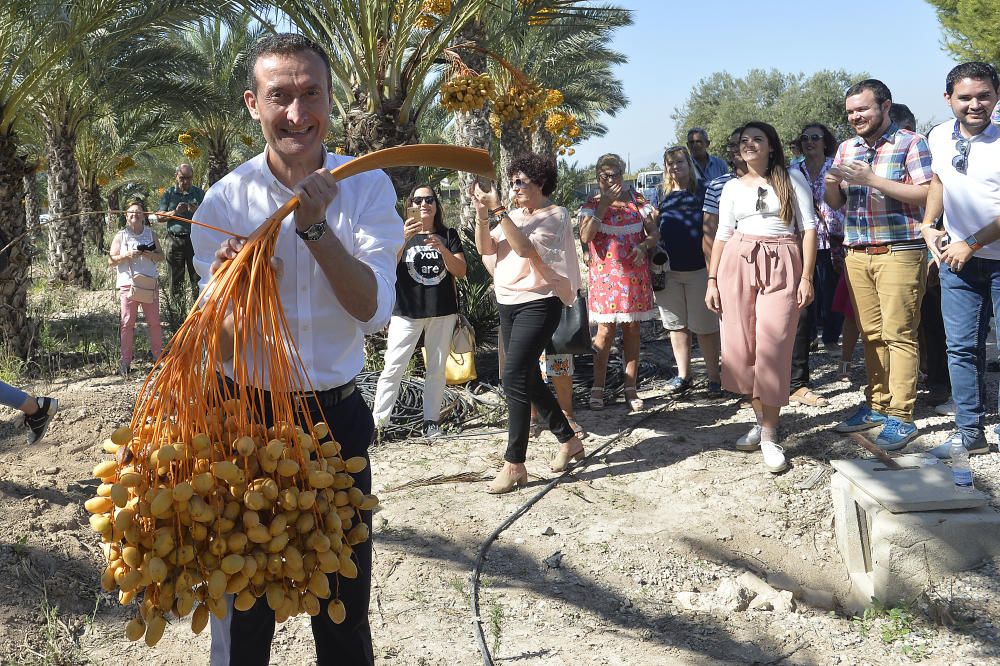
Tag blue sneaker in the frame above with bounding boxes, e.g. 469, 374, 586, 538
834, 404, 887, 433
873, 417, 918, 451
928, 430, 989, 459
706, 381, 724, 398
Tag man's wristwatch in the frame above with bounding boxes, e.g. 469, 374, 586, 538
296, 219, 328, 242
964, 233, 984, 252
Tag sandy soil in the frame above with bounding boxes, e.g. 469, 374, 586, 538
1, 305, 999, 665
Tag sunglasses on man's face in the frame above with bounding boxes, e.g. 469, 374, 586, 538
411, 195, 436, 205
800, 133, 823, 143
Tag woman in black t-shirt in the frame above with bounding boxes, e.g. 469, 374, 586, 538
373, 185, 467, 436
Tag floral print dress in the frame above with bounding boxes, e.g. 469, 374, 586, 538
581, 193, 657, 323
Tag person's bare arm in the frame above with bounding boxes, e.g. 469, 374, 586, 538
702, 212, 718, 265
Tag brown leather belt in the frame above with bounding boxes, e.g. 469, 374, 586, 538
849, 242, 925, 255
849, 245, 891, 255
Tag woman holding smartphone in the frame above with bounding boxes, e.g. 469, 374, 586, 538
373, 184, 466, 437
705, 122, 818, 473
108, 197, 164, 377
473, 153, 584, 494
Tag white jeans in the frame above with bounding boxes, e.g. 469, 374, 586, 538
373, 313, 458, 424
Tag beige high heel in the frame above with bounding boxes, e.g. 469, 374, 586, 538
589, 387, 605, 411
550, 439, 586, 472
486, 466, 528, 494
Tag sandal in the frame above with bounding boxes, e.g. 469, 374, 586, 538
529, 420, 543, 439
589, 387, 605, 411
789, 387, 828, 407
565, 416, 586, 440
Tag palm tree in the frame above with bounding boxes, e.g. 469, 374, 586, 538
177, 17, 264, 186
276, 0, 493, 195
0, 0, 141, 355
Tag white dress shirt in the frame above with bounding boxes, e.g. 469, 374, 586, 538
192, 150, 404, 390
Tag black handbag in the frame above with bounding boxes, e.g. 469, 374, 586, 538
547, 290, 592, 355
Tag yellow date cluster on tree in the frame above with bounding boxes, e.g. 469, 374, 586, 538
415, 0, 451, 29
440, 73, 496, 113
493, 83, 548, 128
528, 7, 555, 26
113, 156, 136, 180
544, 111, 581, 155
85, 412, 378, 647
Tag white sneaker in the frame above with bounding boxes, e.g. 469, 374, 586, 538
934, 398, 956, 416
760, 441, 788, 473
736, 425, 762, 451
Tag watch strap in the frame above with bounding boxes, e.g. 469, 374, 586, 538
965, 233, 984, 251
296, 219, 328, 242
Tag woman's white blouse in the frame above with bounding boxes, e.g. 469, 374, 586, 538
716, 169, 818, 241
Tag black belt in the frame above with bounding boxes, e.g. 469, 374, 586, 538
315, 379, 356, 405
168, 232, 190, 239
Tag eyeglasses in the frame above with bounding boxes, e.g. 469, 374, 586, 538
599, 172, 622, 181
953, 137, 970, 174
511, 178, 531, 189
410, 195, 436, 205
863, 148, 876, 165
800, 133, 823, 143
755, 186, 768, 213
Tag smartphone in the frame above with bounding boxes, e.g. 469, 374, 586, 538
405, 205, 420, 221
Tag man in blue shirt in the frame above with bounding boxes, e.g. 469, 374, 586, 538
687, 127, 729, 184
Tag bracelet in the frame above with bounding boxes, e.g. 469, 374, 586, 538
707, 276, 717, 281
476, 217, 489, 224
800, 276, 813, 283
488, 205, 507, 215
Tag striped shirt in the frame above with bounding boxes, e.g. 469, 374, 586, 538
832, 123, 933, 246
702, 172, 734, 216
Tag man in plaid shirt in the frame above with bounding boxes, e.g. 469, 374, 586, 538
824, 79, 933, 450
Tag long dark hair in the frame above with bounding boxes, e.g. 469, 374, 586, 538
406, 184, 447, 236
742, 121, 794, 225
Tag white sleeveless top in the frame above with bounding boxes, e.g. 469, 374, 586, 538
115, 226, 158, 288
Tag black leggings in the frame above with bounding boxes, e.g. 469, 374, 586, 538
499, 297, 575, 463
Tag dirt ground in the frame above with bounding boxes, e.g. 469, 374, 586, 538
2, 306, 1000, 665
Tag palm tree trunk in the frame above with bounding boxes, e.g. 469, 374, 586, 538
107, 187, 124, 231
531, 126, 555, 160
499, 121, 532, 202
451, 21, 493, 230
344, 99, 419, 198
0, 130, 35, 358
44, 118, 92, 287
207, 138, 229, 186
80, 181, 107, 253
23, 168, 42, 235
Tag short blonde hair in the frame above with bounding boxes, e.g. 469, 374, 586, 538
595, 153, 626, 175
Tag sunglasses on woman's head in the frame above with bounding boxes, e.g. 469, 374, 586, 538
411, 195, 436, 205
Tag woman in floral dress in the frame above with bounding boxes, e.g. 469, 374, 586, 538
580, 153, 659, 411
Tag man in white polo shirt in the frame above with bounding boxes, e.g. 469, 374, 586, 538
921, 61, 1000, 458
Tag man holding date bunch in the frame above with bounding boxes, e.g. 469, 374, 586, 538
825, 79, 933, 450
156, 162, 205, 302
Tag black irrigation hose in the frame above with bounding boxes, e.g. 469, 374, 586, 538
467, 398, 675, 666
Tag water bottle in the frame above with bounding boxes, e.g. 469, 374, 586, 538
951, 441, 974, 493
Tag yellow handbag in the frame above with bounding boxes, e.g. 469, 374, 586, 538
422, 347, 476, 385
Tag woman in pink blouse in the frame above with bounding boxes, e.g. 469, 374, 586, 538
473, 154, 585, 494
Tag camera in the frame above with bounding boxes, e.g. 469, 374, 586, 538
136, 243, 155, 252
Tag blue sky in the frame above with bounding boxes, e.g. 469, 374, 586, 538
571, 0, 960, 171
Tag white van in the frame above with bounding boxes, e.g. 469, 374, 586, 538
635, 169, 663, 202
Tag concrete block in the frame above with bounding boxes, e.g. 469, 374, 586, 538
831, 456, 988, 512
831, 459, 1000, 613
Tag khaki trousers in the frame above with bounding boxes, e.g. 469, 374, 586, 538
844, 248, 926, 421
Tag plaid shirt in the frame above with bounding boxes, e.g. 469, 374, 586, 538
833, 123, 933, 246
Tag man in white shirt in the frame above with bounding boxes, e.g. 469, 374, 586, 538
192, 33, 403, 666
921, 61, 1000, 459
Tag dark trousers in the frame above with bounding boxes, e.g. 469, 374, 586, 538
212, 386, 375, 666
919, 276, 951, 390
790, 303, 812, 392
498, 297, 574, 463
167, 234, 200, 299
814, 249, 843, 344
